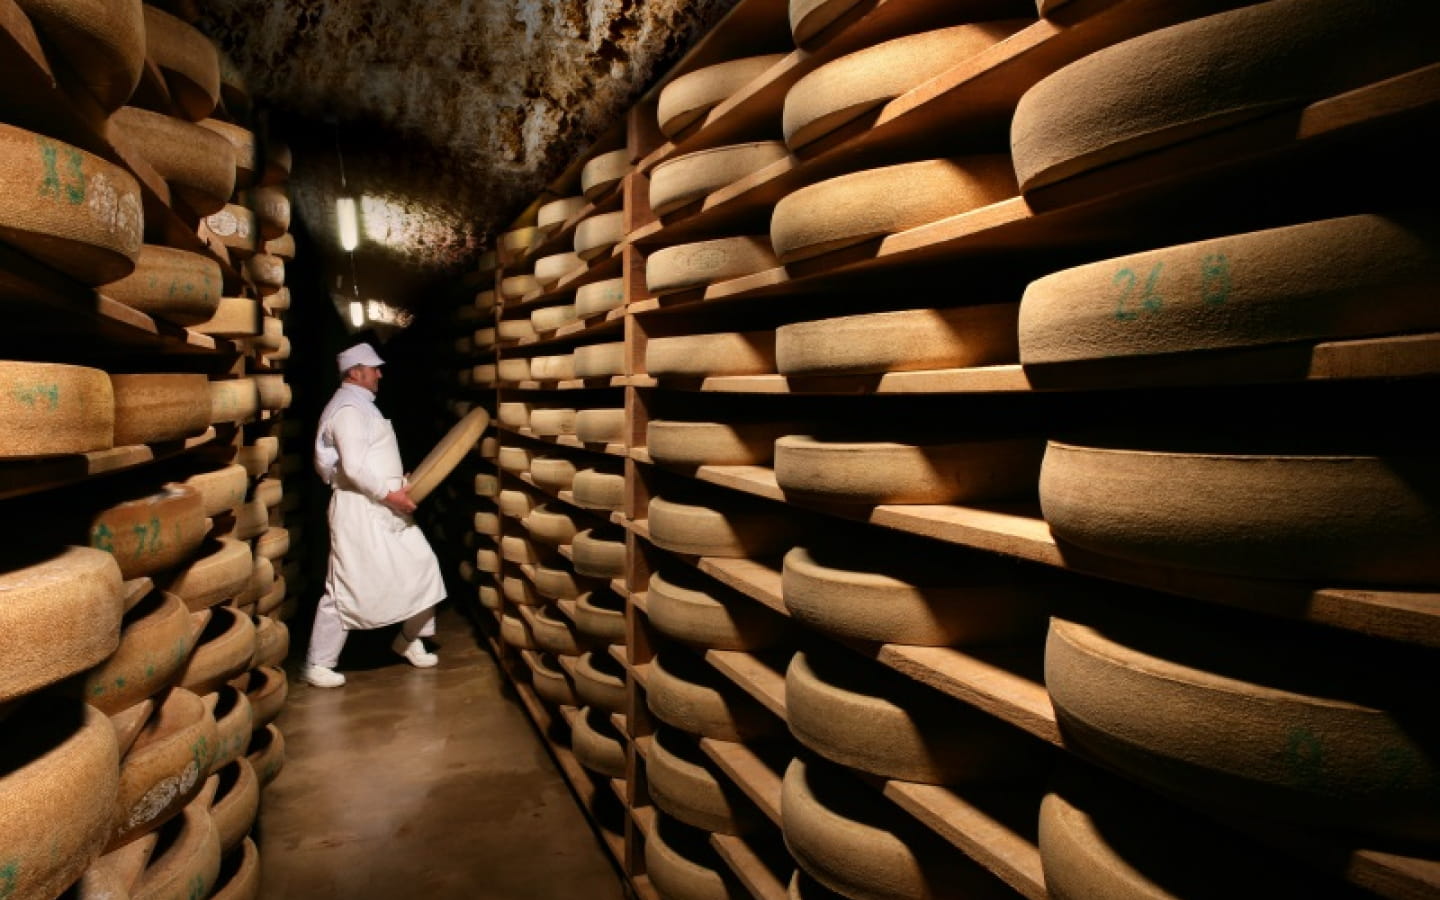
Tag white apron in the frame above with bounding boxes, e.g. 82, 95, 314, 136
318, 389, 445, 630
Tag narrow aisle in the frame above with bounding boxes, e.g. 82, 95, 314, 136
258, 606, 628, 899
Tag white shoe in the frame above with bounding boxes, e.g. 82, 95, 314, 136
393, 634, 438, 668
303, 665, 346, 688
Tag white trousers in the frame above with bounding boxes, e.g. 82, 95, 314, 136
305, 591, 438, 668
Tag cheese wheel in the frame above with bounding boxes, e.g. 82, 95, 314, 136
254, 574, 286, 617
246, 723, 284, 787
209, 759, 260, 853
526, 651, 578, 707
110, 373, 211, 445
229, 498, 268, 541
783, 757, 1012, 900
648, 420, 792, 466
2, 546, 124, 704
647, 331, 775, 378
253, 374, 288, 411
1011, 0, 1440, 195
581, 150, 629, 199
658, 55, 787, 137
574, 586, 627, 644
208, 378, 260, 424
784, 23, 1025, 149
574, 342, 625, 378
531, 354, 577, 381
265, 232, 295, 260
778, 303, 1020, 375
250, 186, 289, 240
498, 316, 538, 341
473, 509, 501, 535
234, 665, 286, 730
254, 526, 288, 562
646, 815, 746, 900
101, 244, 223, 325
181, 464, 247, 517
475, 545, 501, 574
534, 561, 595, 601
235, 436, 278, 478
535, 252, 583, 289
498, 489, 535, 519
498, 359, 531, 383
177, 607, 257, 695
262, 286, 291, 312
574, 650, 626, 713
576, 407, 625, 445
1038, 767, 1354, 900
1041, 441, 1440, 584
650, 142, 790, 216
193, 297, 261, 337
408, 407, 492, 503
112, 686, 218, 848
82, 588, 192, 718
164, 537, 251, 610
0, 700, 120, 900
197, 119, 259, 188
647, 568, 788, 650
0, 124, 143, 283
648, 727, 759, 835
89, 483, 206, 579
531, 407, 578, 437
209, 836, 259, 900
500, 610, 539, 650
574, 211, 625, 260
525, 505, 582, 546
572, 527, 626, 578
501, 534, 541, 566
503, 574, 542, 607
475, 472, 500, 497
573, 467, 625, 511
771, 157, 1016, 263
203, 686, 253, 776
647, 649, 780, 741
143, 5, 220, 120
254, 314, 283, 351
205, 204, 259, 257
538, 196, 587, 236
475, 289, 498, 312
788, 871, 847, 900
647, 236, 778, 295
478, 584, 502, 610
572, 706, 627, 777
648, 495, 795, 559
243, 253, 284, 293
251, 615, 289, 669
532, 303, 579, 333
1046, 615, 1440, 840
775, 433, 1045, 505
789, 648, 1042, 784
262, 335, 291, 363
530, 455, 578, 492
498, 446, 532, 475
788, 0, 859, 45
576, 277, 625, 317
500, 226, 539, 259
499, 402, 532, 429
128, 793, 222, 900
14, 0, 144, 111
0, 361, 113, 457
783, 543, 1047, 646
530, 604, 593, 656
109, 106, 235, 214
1019, 215, 1440, 368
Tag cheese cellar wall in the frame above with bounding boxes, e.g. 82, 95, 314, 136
1, 3, 303, 898
452, 1, 1440, 900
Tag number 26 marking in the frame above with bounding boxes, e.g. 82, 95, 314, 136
1113, 262, 1164, 321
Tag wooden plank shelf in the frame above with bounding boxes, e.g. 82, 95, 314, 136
711, 833, 790, 900
518, 189, 625, 269
698, 737, 785, 827
0, 426, 219, 501
507, 376, 627, 391
704, 649, 789, 720
496, 422, 628, 460
517, 471, 617, 523
498, 306, 627, 350
632, 461, 1440, 649
512, 250, 625, 310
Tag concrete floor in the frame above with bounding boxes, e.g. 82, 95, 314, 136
257, 606, 628, 900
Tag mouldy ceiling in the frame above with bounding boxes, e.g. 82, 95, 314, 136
199, 0, 738, 306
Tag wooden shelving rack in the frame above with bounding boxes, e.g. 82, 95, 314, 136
449, 1, 1440, 898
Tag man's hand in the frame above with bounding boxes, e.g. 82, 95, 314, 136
383, 488, 417, 516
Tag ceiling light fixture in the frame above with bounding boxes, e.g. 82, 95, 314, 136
349, 299, 365, 327
337, 197, 360, 251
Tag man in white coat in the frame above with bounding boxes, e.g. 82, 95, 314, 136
302, 342, 447, 688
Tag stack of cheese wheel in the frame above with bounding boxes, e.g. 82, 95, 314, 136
572, 464, 625, 512
646, 813, 748, 900
500, 226, 539, 264
574, 210, 624, 260
538, 196, 586, 239
1010, 0, 1440, 199
143, 5, 220, 120
649, 142, 789, 216
581, 150, 629, 199
1018, 215, 1440, 382
774, 431, 1046, 505
647, 566, 789, 650
109, 106, 236, 215
657, 54, 787, 137
1046, 607, 1439, 841
576, 277, 625, 317
647, 236, 778, 295
784, 757, 1016, 900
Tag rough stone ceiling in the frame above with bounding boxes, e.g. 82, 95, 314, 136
199, 0, 738, 306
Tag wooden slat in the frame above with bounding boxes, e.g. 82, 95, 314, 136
711, 834, 790, 900
699, 738, 784, 826
0, 427, 218, 501
705, 649, 788, 719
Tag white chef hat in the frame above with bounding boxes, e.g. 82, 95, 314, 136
337, 342, 385, 373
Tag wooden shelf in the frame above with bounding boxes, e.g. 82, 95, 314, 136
633, 461, 1440, 649
516, 472, 617, 524
518, 188, 625, 269
698, 738, 784, 827
704, 649, 788, 720
711, 833, 789, 900
0, 427, 219, 501
498, 306, 627, 350
497, 422, 628, 460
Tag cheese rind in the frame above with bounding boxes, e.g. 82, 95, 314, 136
535, 252, 583, 288
14, 0, 145, 110
109, 106, 236, 214
0, 361, 114, 457
645, 815, 740, 900
197, 119, 259, 187
538, 196, 587, 236
572, 706, 626, 777
573, 211, 625, 260
89, 484, 207, 579
575, 408, 625, 445
575, 278, 625, 317
581, 150, 629, 198
574, 342, 625, 378
204, 204, 259, 257
648, 568, 787, 650
778, 303, 1020, 375
647, 236, 778, 295
110, 373, 212, 445
647, 649, 780, 741
648, 495, 796, 558
648, 420, 792, 466
658, 55, 787, 137
575, 650, 627, 712
111, 686, 219, 848
650, 142, 789, 216
649, 727, 759, 835
143, 5, 221, 120
101, 245, 223, 326
647, 331, 775, 377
